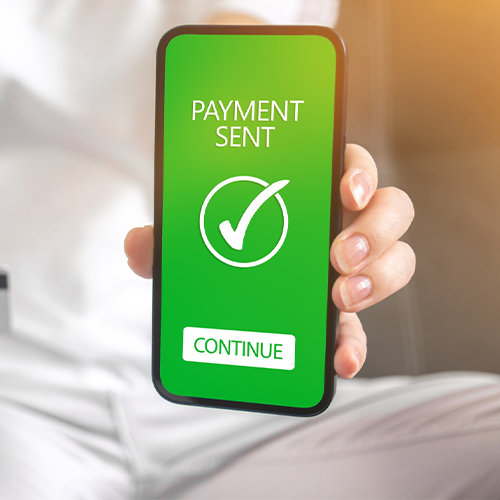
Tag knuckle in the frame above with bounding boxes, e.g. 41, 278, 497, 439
346, 144, 377, 171
338, 313, 368, 351
391, 187, 415, 220
351, 337, 368, 363
377, 186, 415, 228
406, 194, 415, 220
384, 185, 404, 203
356, 327, 368, 350
393, 241, 416, 282
367, 211, 395, 247
403, 241, 417, 275
375, 242, 416, 294
347, 143, 368, 157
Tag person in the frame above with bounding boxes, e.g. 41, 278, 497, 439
0, 1, 499, 498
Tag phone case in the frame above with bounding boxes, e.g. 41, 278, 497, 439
153, 25, 347, 416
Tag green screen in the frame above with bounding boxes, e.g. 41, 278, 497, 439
160, 33, 337, 409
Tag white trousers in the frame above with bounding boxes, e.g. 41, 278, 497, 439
1, 335, 499, 500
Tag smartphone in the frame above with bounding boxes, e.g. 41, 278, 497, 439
153, 25, 347, 417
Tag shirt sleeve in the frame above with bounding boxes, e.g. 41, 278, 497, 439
181, 0, 341, 27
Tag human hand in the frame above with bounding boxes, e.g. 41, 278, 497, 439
328, 144, 415, 378
124, 144, 415, 379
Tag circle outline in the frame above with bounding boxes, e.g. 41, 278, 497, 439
200, 176, 289, 268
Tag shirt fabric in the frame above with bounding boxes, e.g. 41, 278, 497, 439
0, 0, 339, 390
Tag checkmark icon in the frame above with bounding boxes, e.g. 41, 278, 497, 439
200, 176, 290, 268
219, 179, 290, 251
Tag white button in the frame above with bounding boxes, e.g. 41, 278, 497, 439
183, 327, 295, 371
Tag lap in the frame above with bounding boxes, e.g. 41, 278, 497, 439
181, 373, 500, 499
1, 336, 499, 500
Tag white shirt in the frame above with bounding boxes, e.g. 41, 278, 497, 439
0, 0, 340, 388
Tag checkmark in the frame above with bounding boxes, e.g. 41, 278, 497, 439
219, 179, 289, 251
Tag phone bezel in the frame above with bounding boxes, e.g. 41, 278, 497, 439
153, 24, 347, 417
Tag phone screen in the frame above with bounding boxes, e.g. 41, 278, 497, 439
153, 26, 346, 416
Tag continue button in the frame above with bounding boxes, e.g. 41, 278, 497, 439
183, 327, 295, 370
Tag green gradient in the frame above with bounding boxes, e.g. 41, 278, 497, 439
160, 34, 336, 408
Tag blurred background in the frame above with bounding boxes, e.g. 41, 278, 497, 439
337, 0, 500, 377
1, 0, 498, 380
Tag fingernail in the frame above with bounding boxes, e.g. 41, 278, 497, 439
334, 234, 369, 273
349, 171, 372, 208
339, 276, 372, 308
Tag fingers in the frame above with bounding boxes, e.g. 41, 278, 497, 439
334, 312, 367, 379
341, 144, 379, 212
331, 186, 415, 275
124, 225, 154, 279
332, 240, 416, 313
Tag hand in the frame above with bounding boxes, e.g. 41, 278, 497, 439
124, 144, 415, 379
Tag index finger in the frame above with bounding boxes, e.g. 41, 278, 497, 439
341, 144, 378, 211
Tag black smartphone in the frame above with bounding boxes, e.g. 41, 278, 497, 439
153, 25, 347, 416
